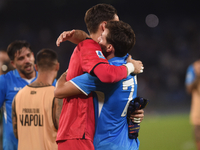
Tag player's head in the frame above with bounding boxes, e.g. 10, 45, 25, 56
98, 20, 135, 58
84, 3, 119, 34
35, 48, 59, 75
7, 40, 35, 78
0, 50, 9, 63
0, 49, 14, 75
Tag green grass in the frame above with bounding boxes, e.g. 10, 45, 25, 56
138, 114, 196, 150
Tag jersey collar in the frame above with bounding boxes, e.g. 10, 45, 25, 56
108, 53, 129, 65
13, 69, 38, 79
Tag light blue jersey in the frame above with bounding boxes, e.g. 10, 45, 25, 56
71, 55, 140, 150
185, 64, 196, 86
0, 69, 56, 150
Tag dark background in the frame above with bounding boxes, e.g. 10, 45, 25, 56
1, 0, 200, 114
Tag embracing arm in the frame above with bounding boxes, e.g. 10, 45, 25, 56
93, 55, 144, 83
12, 97, 18, 139
52, 98, 63, 130
56, 30, 89, 46
54, 72, 83, 99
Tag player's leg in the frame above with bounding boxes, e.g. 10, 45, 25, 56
194, 125, 200, 150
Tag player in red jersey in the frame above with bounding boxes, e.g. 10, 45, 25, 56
56, 4, 144, 150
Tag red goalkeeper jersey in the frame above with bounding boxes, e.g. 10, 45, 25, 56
56, 39, 127, 142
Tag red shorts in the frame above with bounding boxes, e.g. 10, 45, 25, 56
57, 139, 94, 150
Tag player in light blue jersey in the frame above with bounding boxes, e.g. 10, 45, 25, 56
0, 41, 56, 150
185, 60, 200, 149
71, 56, 139, 150
55, 20, 144, 150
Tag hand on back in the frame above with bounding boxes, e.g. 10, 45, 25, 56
126, 55, 144, 74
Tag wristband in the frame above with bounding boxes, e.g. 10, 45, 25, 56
123, 63, 135, 76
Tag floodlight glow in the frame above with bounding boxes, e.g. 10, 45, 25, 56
145, 14, 159, 28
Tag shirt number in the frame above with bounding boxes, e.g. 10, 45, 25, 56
121, 78, 134, 117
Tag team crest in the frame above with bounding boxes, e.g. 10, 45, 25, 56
96, 50, 105, 59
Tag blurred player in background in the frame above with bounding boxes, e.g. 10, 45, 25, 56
55, 4, 143, 150
0, 49, 14, 150
0, 49, 14, 75
0, 41, 57, 150
0, 41, 36, 150
185, 59, 200, 150
12, 49, 62, 150
55, 20, 144, 150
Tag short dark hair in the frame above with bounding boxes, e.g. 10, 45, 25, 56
105, 20, 136, 57
36, 49, 58, 71
84, 3, 117, 34
7, 40, 32, 61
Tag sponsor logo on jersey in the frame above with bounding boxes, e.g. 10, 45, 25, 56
14, 87, 22, 91
96, 50, 105, 59
31, 91, 37, 94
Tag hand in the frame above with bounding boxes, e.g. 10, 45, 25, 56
56, 30, 75, 47
126, 55, 144, 74
130, 109, 144, 123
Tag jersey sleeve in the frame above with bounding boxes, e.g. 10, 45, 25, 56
0, 75, 7, 107
70, 73, 104, 96
79, 39, 127, 83
93, 63, 127, 83
185, 65, 196, 85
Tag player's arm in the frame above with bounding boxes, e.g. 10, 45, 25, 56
55, 73, 145, 123
12, 97, 18, 139
81, 46, 143, 83
56, 30, 89, 46
54, 72, 83, 99
52, 97, 63, 130
92, 59, 143, 83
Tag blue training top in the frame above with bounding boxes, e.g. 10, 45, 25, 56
71, 54, 140, 150
185, 64, 196, 86
0, 69, 56, 150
